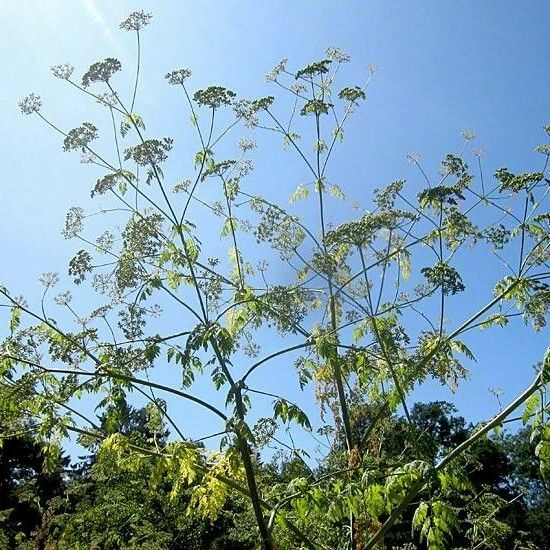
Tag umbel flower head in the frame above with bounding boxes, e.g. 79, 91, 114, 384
82, 58, 121, 88
62, 206, 85, 239
266, 59, 288, 82
63, 122, 98, 152
238, 138, 257, 151
39, 272, 59, 288
51, 63, 75, 80
165, 68, 192, 85
193, 86, 236, 109
95, 91, 119, 107
19, 93, 42, 115
124, 138, 173, 166
120, 10, 153, 31
325, 47, 351, 63
91, 173, 118, 197
461, 130, 476, 141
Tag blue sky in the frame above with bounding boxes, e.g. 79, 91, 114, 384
1, 1, 549, 453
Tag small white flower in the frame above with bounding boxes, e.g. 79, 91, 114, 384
290, 83, 306, 94
95, 92, 118, 107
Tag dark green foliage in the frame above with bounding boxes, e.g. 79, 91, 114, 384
0, 428, 66, 549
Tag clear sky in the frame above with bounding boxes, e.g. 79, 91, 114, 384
1, 1, 549, 451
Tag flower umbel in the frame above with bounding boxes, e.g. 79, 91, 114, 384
63, 122, 98, 152
39, 272, 59, 288
165, 68, 192, 85
62, 207, 85, 239
124, 138, 173, 165
82, 58, 122, 88
290, 83, 306, 94
266, 59, 288, 82
95, 92, 119, 107
91, 173, 118, 197
193, 86, 236, 109
54, 290, 73, 306
51, 63, 75, 80
325, 47, 350, 63
473, 149, 484, 158
238, 138, 257, 151
19, 93, 42, 115
120, 10, 153, 31
233, 97, 274, 127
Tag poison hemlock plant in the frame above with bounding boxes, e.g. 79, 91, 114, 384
2, 10, 550, 550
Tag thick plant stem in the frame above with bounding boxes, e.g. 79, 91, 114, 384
328, 295, 354, 453
314, 105, 356, 547
210, 340, 273, 550
235, 395, 274, 550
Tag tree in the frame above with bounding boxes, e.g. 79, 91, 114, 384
2, 9, 550, 549
0, 426, 66, 549
40, 400, 256, 549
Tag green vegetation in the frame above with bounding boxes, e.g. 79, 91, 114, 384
2, 402, 549, 548
2, 10, 550, 549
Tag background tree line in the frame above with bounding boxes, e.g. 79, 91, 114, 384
1, 401, 549, 549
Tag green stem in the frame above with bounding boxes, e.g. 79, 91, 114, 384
365, 347, 549, 549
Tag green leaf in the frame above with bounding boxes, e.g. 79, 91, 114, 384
479, 313, 509, 329
9, 306, 21, 332
221, 217, 238, 238
329, 184, 345, 201
290, 184, 309, 203
273, 399, 311, 430
542, 346, 550, 384
166, 271, 183, 290
283, 131, 300, 149
120, 112, 145, 138
332, 126, 344, 142
412, 501, 429, 531
450, 339, 476, 361
522, 393, 540, 424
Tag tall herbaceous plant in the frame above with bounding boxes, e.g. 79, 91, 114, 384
3, 11, 550, 550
